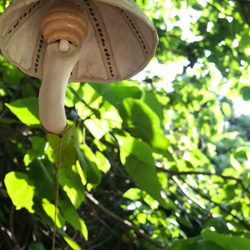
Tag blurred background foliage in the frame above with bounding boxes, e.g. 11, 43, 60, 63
1, 0, 250, 249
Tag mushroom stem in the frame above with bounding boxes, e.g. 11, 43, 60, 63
39, 40, 80, 134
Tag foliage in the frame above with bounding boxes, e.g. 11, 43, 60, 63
1, 0, 250, 249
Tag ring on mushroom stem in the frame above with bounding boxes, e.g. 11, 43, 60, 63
39, 2, 88, 134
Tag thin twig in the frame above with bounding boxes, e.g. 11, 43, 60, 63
204, 0, 228, 14
158, 169, 249, 193
159, 169, 242, 182
172, 176, 206, 210
85, 192, 166, 249
0, 221, 14, 250
177, 176, 250, 230
52, 117, 78, 250
52, 135, 63, 250
9, 206, 17, 245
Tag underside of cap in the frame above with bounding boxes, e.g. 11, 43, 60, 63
0, 0, 158, 83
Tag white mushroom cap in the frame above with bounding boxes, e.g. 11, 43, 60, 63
0, 0, 158, 83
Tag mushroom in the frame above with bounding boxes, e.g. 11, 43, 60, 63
0, 0, 158, 134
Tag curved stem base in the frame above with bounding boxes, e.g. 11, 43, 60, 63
39, 41, 80, 134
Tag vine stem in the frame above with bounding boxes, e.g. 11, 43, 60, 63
52, 133, 63, 250
51, 113, 78, 250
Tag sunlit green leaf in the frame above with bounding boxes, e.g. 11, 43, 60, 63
230, 154, 242, 172
123, 188, 142, 200
95, 151, 110, 173
141, 91, 165, 126
222, 102, 232, 117
59, 168, 85, 209
202, 229, 250, 250
84, 104, 122, 140
4, 172, 35, 213
63, 236, 82, 250
59, 195, 88, 240
89, 81, 142, 109
119, 136, 167, 208
23, 136, 46, 166
41, 198, 65, 228
74, 144, 101, 186
2, 0, 250, 248
47, 125, 79, 168
120, 98, 169, 149
5, 97, 40, 126
137, 213, 147, 224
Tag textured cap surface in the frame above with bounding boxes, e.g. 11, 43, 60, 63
0, 0, 158, 83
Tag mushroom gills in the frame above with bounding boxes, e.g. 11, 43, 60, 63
39, 2, 88, 133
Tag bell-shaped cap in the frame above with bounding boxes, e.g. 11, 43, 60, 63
0, 0, 158, 83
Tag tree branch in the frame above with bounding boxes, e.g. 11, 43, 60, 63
158, 169, 249, 192
85, 192, 166, 249
172, 176, 206, 210
0, 221, 14, 250
159, 169, 241, 181
177, 176, 250, 230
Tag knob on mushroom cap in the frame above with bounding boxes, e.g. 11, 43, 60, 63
0, 0, 158, 83
41, 2, 88, 48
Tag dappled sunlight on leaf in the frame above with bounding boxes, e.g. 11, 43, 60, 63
4, 172, 35, 213
2, 0, 250, 249
5, 97, 40, 126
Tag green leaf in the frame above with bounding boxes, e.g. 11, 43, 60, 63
202, 229, 250, 250
59, 168, 85, 209
120, 98, 169, 149
59, 194, 88, 240
95, 151, 110, 173
189, 238, 224, 250
75, 83, 102, 120
230, 154, 242, 172
23, 136, 46, 166
54, 228, 82, 250
5, 97, 40, 126
204, 217, 228, 234
3, 65, 24, 86
88, 83, 118, 108
119, 135, 155, 166
63, 236, 82, 250
240, 86, 250, 101
123, 188, 142, 200
4, 172, 35, 213
89, 81, 142, 109
167, 238, 196, 250
118, 136, 167, 208
74, 144, 102, 186
141, 89, 165, 125
168, 237, 224, 250
84, 104, 122, 140
65, 82, 82, 107
27, 159, 56, 201
29, 243, 46, 250
222, 102, 232, 117
41, 198, 65, 228
137, 213, 147, 224
84, 118, 107, 140
47, 125, 79, 168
